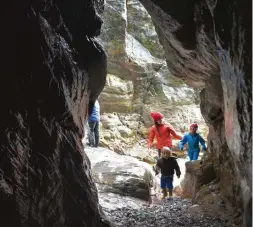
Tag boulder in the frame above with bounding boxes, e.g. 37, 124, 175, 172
118, 125, 132, 138
86, 147, 154, 201
98, 191, 148, 213
101, 114, 122, 129
181, 160, 216, 199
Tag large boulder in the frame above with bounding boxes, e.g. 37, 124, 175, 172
139, 0, 252, 225
181, 160, 237, 224
181, 160, 216, 199
98, 192, 148, 213
86, 147, 154, 201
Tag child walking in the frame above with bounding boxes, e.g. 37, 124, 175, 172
155, 147, 181, 199
179, 123, 207, 161
149, 112, 182, 158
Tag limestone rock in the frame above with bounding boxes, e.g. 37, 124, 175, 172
98, 191, 148, 213
127, 0, 165, 59
99, 74, 133, 113
181, 160, 216, 199
118, 125, 132, 138
86, 147, 154, 201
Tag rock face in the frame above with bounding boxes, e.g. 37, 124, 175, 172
0, 0, 110, 226
139, 0, 252, 226
98, 0, 206, 151
181, 159, 239, 224
181, 160, 217, 202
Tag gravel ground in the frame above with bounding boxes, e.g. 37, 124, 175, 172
105, 198, 226, 227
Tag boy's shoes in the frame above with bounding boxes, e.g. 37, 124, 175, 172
162, 189, 167, 199
162, 194, 167, 199
168, 189, 173, 197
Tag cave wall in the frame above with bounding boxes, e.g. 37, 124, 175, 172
139, 0, 252, 226
0, 0, 110, 226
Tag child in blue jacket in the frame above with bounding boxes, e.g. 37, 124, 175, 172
179, 123, 207, 161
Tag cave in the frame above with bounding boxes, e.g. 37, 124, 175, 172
0, 0, 251, 227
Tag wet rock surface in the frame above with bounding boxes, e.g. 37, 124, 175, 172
105, 198, 225, 227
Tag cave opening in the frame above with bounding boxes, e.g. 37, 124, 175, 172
93, 0, 208, 154
0, 0, 251, 227
83, 1, 230, 227
85, 0, 252, 226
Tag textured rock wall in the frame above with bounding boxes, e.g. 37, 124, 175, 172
140, 0, 252, 225
0, 0, 111, 226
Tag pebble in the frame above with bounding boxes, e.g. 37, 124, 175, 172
104, 198, 225, 227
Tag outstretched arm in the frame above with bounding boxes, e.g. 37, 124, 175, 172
179, 135, 188, 150
168, 125, 183, 140
199, 135, 207, 150
148, 127, 155, 149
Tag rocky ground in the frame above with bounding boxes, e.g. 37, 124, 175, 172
105, 198, 226, 227
85, 145, 227, 227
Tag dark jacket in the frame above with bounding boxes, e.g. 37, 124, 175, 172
156, 157, 181, 177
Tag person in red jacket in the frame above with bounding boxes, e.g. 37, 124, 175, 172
148, 112, 182, 157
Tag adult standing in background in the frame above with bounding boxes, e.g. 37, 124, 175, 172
88, 100, 100, 147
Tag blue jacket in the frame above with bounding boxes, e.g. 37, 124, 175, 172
179, 133, 206, 152
89, 100, 100, 122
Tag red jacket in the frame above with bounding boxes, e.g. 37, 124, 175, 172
149, 123, 182, 149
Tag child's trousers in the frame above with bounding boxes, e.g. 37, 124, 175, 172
160, 175, 173, 189
188, 149, 200, 161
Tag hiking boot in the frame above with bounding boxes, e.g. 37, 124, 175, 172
168, 189, 173, 198
162, 188, 167, 199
